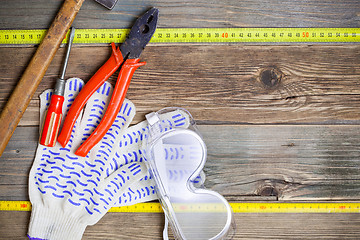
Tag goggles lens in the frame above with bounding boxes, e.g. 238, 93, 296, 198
146, 109, 233, 239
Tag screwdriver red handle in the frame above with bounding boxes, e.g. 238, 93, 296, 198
39, 95, 65, 147
39, 27, 75, 147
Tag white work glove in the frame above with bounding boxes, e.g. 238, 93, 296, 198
28, 78, 194, 240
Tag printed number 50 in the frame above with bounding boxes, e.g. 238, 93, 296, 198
302, 32, 309, 37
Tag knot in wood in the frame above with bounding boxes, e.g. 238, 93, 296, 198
258, 185, 279, 197
260, 67, 283, 89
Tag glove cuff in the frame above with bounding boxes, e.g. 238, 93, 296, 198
28, 204, 87, 240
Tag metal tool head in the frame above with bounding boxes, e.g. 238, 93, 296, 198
120, 8, 159, 59
94, 0, 118, 10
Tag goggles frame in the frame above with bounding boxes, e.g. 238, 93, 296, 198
144, 108, 235, 240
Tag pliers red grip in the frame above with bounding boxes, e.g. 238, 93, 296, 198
57, 43, 145, 156
57, 8, 159, 156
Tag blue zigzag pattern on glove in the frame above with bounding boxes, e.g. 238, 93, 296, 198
35, 79, 143, 216
112, 112, 190, 205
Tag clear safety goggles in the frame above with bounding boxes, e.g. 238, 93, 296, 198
145, 108, 235, 240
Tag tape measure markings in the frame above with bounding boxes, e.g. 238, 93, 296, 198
1, 201, 359, 213
0, 28, 359, 44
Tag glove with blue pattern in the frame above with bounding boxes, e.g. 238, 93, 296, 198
28, 78, 192, 240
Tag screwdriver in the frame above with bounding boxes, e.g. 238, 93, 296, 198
40, 27, 75, 147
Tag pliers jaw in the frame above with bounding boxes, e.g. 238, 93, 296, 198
120, 7, 159, 59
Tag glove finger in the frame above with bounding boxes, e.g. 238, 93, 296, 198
96, 98, 136, 179
61, 78, 85, 149
74, 81, 136, 164
84, 162, 148, 223
113, 109, 191, 168
105, 162, 148, 194
63, 77, 84, 119
110, 156, 205, 207
113, 172, 157, 206
70, 81, 111, 149
111, 142, 206, 206
94, 98, 136, 163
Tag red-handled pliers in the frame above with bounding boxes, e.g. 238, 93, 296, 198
57, 8, 159, 157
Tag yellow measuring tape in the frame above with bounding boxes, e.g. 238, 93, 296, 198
1, 201, 359, 213
0, 28, 359, 44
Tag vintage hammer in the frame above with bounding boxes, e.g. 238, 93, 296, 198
0, 0, 119, 157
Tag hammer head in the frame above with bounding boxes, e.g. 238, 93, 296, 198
95, 0, 118, 10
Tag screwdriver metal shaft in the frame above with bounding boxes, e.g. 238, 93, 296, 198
40, 27, 75, 147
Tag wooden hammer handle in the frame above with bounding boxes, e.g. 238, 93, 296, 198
0, 0, 85, 157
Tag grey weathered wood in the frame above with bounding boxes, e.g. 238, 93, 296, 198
201, 125, 360, 200
1, 125, 360, 201
1, 0, 360, 239
1, 211, 360, 239
86, 212, 360, 240
0, 0, 359, 29
1, 45, 359, 126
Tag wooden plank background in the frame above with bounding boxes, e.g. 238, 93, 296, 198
0, 0, 359, 239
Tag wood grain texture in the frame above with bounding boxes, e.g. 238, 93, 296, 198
0, 0, 85, 156
1, 211, 360, 239
1, 45, 359, 126
0, 0, 359, 29
1, 0, 359, 239
1, 125, 359, 201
